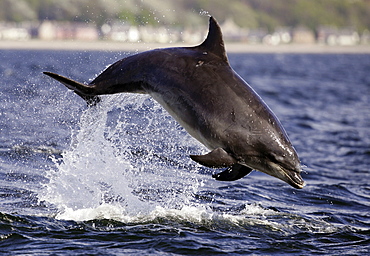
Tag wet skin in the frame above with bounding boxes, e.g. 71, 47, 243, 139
44, 17, 304, 189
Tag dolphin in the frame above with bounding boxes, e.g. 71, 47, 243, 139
44, 16, 305, 189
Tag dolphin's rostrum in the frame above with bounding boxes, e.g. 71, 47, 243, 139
44, 16, 305, 189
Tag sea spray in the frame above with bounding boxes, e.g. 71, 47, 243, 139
40, 93, 207, 220
37, 92, 331, 233
36, 92, 336, 236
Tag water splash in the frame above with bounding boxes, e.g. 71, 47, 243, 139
199, 10, 211, 17
38, 93, 337, 235
40, 94, 207, 220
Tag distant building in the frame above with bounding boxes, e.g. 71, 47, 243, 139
317, 26, 360, 45
1, 19, 365, 46
336, 28, 359, 45
0, 23, 30, 40
246, 29, 268, 44
221, 18, 248, 42
106, 23, 131, 41
0, 27, 30, 40
38, 21, 98, 41
292, 27, 316, 44
106, 22, 143, 42
38, 21, 57, 40
274, 27, 292, 44
181, 29, 205, 44
73, 24, 99, 41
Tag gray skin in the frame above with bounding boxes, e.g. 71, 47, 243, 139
44, 16, 305, 189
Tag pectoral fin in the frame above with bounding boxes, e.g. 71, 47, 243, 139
212, 164, 253, 181
190, 148, 237, 168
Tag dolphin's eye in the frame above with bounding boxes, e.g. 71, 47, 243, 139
268, 153, 284, 163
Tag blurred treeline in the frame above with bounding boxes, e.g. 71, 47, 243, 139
1, 0, 369, 31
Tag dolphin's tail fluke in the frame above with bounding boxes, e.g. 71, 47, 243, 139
43, 71, 100, 106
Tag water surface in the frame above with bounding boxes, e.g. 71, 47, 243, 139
0, 50, 369, 255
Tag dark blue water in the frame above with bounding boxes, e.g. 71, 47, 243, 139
0, 49, 369, 255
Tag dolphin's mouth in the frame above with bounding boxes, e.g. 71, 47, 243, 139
284, 170, 305, 189
277, 165, 305, 189
268, 162, 305, 189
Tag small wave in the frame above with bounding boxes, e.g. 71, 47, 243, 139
54, 202, 338, 237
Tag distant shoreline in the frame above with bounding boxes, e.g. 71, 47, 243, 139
1, 39, 369, 54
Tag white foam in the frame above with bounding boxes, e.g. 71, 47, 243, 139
56, 203, 126, 221
55, 204, 212, 223
53, 201, 297, 235
40, 94, 206, 220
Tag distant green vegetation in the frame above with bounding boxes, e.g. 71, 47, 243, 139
1, 0, 369, 32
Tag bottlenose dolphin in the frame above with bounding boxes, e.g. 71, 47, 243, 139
44, 16, 305, 189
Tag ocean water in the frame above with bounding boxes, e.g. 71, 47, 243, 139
0, 49, 369, 255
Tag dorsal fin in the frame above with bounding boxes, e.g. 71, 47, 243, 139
198, 16, 229, 63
